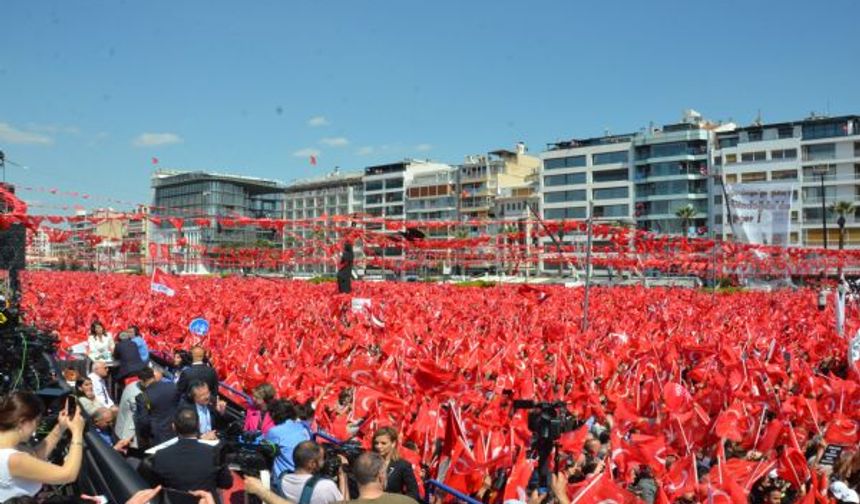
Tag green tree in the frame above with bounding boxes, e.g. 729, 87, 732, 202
674, 205, 698, 237
830, 201, 855, 250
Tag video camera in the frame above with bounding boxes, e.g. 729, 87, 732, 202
319, 440, 365, 480
0, 299, 60, 396
512, 400, 577, 446
512, 400, 579, 494
218, 422, 279, 477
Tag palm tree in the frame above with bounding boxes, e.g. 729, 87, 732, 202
830, 201, 856, 250
674, 205, 698, 237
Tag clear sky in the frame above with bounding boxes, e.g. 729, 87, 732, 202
1, 0, 859, 212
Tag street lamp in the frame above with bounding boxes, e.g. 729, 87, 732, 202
811, 166, 830, 249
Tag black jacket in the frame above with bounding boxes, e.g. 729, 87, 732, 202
114, 339, 146, 380
385, 458, 420, 501
135, 380, 179, 446
177, 398, 228, 434
146, 437, 232, 503
177, 363, 220, 404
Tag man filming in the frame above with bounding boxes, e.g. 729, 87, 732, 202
243, 441, 348, 504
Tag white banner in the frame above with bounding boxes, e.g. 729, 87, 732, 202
725, 182, 797, 246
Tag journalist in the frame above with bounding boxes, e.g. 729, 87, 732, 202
0, 391, 86, 501
242, 441, 348, 504
371, 427, 419, 500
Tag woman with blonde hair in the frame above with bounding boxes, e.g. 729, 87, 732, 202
243, 383, 276, 434
372, 426, 419, 500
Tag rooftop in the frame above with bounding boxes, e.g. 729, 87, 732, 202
151, 170, 286, 194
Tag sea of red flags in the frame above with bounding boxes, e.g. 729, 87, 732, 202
18, 271, 860, 502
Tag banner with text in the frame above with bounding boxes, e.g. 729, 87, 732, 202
725, 182, 797, 246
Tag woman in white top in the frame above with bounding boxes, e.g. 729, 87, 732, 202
75, 378, 100, 416
0, 391, 85, 501
87, 321, 114, 363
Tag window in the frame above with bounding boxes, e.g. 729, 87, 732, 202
855, 142, 860, 157
365, 180, 383, 191
771, 149, 798, 160
713, 156, 722, 166
385, 178, 403, 189
741, 151, 766, 162
544, 190, 586, 203
592, 150, 629, 165
593, 204, 629, 218
741, 172, 766, 182
725, 174, 738, 183
592, 169, 628, 183
365, 194, 382, 205
804, 208, 824, 221
718, 137, 739, 148
747, 130, 763, 142
771, 170, 798, 180
544, 207, 586, 219
778, 126, 795, 139
544, 173, 586, 186
803, 121, 848, 140
725, 154, 737, 164
802, 164, 836, 179
803, 143, 836, 161
544, 155, 586, 170
593, 187, 629, 200
385, 192, 403, 202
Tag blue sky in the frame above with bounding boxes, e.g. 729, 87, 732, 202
1, 0, 859, 212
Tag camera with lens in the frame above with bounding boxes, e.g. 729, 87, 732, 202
512, 400, 577, 447
319, 440, 365, 480
218, 422, 279, 477
0, 299, 60, 396
512, 400, 579, 492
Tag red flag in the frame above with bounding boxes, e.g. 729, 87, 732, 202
502, 453, 536, 502
558, 424, 589, 458
570, 471, 638, 504
151, 157, 159, 165
777, 448, 809, 489
824, 414, 858, 445
663, 454, 697, 499
150, 267, 176, 297
714, 403, 746, 442
310, 155, 317, 166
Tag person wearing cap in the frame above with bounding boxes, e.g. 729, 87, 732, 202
830, 481, 860, 504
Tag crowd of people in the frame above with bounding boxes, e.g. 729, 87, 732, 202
6, 272, 860, 504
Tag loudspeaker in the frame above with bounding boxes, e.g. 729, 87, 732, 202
0, 223, 26, 292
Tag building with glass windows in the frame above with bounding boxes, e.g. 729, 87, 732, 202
714, 115, 860, 248
283, 169, 364, 275
150, 170, 286, 273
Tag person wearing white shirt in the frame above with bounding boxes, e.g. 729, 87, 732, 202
88, 361, 115, 410
87, 321, 114, 363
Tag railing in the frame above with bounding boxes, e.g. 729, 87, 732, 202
425, 480, 484, 504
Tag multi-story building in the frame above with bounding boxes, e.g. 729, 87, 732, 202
283, 169, 364, 275
633, 112, 714, 236
151, 170, 286, 273
714, 115, 860, 248
539, 133, 634, 273
363, 160, 452, 274
457, 144, 540, 273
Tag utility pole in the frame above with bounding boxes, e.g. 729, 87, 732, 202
581, 201, 594, 332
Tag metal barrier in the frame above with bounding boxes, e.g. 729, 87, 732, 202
425, 480, 483, 504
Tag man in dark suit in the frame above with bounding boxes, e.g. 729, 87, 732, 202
134, 367, 179, 447
113, 330, 147, 381
179, 381, 228, 440
146, 408, 232, 504
177, 346, 220, 404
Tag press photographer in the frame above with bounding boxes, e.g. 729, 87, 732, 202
512, 400, 578, 494
0, 391, 86, 501
244, 440, 348, 504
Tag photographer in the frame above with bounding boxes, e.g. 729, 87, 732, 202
244, 441, 347, 504
0, 391, 86, 501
